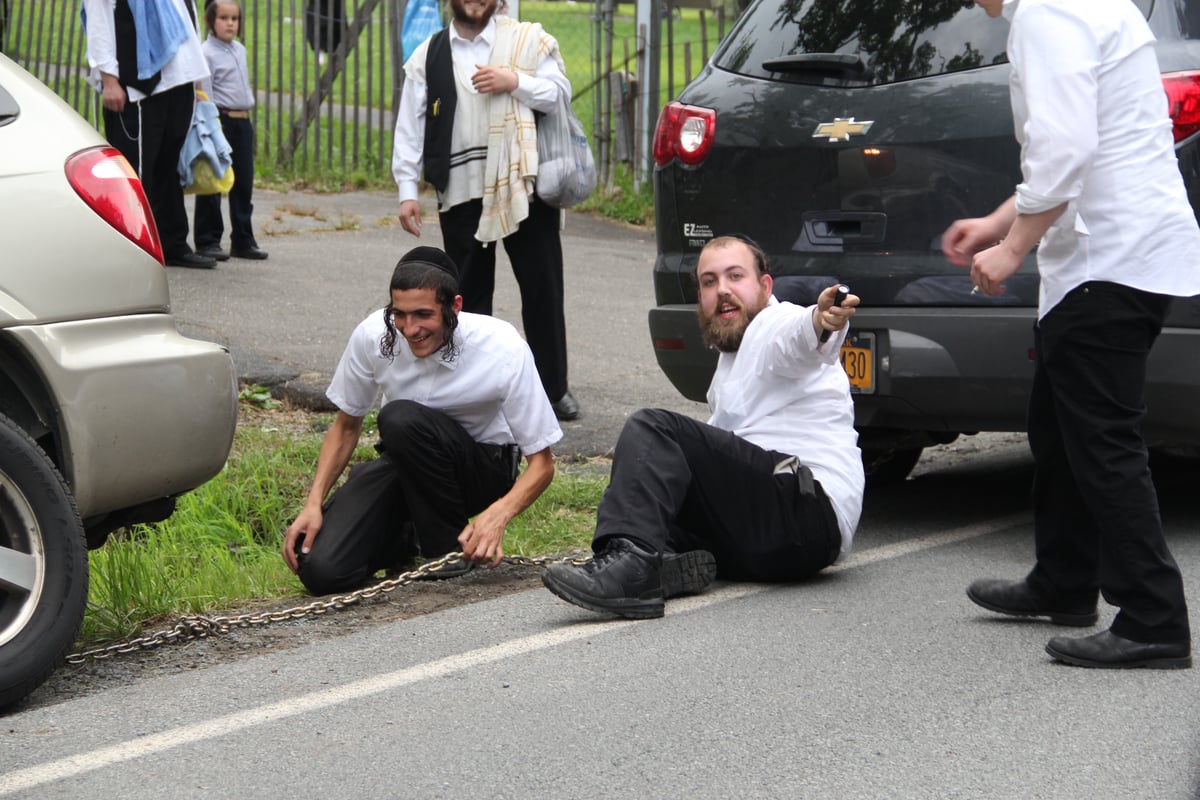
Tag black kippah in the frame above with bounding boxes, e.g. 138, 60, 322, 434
397, 246, 459, 280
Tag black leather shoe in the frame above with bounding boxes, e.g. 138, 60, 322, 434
967, 578, 1098, 626
1046, 630, 1192, 669
542, 538, 663, 619
165, 251, 217, 269
551, 391, 580, 421
662, 550, 716, 598
231, 245, 269, 260
197, 243, 230, 261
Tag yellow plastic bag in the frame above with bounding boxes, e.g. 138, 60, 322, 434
184, 159, 234, 196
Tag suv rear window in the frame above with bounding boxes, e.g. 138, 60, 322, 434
713, 0, 1011, 85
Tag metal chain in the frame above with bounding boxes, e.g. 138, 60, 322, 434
64, 551, 591, 666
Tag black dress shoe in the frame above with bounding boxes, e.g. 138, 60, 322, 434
165, 251, 217, 269
551, 390, 580, 421
196, 243, 230, 261
542, 538, 663, 619
231, 245, 269, 260
1046, 629, 1192, 669
967, 578, 1098, 626
662, 550, 716, 598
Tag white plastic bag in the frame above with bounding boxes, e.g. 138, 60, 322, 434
536, 92, 597, 209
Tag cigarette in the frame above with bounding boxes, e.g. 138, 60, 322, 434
970, 285, 982, 295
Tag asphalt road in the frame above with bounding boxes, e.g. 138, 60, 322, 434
3, 192, 1195, 798
1, 437, 1198, 798
165, 188, 709, 458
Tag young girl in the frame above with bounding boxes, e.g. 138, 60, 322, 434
194, 0, 267, 261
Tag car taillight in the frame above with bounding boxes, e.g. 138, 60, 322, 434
65, 146, 163, 264
1163, 71, 1200, 144
653, 101, 716, 166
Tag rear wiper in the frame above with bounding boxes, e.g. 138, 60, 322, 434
761, 53, 871, 78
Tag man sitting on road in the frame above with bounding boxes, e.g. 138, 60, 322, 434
282, 246, 562, 595
542, 235, 865, 618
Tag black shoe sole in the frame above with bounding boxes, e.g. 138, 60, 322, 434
541, 569, 664, 619
967, 586, 1098, 627
662, 551, 716, 598
1045, 642, 1192, 669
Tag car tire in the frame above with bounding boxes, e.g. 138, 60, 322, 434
863, 446, 923, 487
0, 413, 88, 710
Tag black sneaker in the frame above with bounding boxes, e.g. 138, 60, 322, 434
662, 550, 717, 598
542, 538, 664, 619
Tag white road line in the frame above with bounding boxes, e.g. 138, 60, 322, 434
0, 513, 1027, 796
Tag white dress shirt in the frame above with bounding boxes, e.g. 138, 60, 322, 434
83, 0, 208, 102
706, 297, 864, 561
327, 310, 562, 457
1004, 0, 1200, 317
391, 16, 570, 205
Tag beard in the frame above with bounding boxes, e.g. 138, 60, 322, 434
699, 301, 759, 353
450, 0, 497, 27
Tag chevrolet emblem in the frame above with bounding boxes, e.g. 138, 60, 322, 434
812, 117, 874, 142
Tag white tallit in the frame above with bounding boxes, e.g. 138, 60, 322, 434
475, 16, 564, 243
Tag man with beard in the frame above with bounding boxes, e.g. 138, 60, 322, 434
392, 0, 581, 422
541, 235, 865, 619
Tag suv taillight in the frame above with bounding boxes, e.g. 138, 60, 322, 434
65, 146, 163, 264
653, 101, 716, 166
1163, 71, 1200, 144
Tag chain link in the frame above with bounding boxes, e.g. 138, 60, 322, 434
64, 551, 590, 666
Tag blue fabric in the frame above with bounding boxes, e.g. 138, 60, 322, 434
401, 0, 443, 61
79, 0, 190, 79
179, 98, 233, 187
131, 0, 190, 79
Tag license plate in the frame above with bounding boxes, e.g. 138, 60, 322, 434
839, 331, 875, 394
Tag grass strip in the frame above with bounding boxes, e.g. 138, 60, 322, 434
80, 400, 605, 647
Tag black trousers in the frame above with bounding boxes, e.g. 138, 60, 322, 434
594, 409, 842, 581
103, 82, 195, 260
1025, 281, 1190, 643
438, 195, 569, 402
194, 114, 258, 251
296, 401, 517, 595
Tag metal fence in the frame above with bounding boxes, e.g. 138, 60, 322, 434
0, 0, 733, 187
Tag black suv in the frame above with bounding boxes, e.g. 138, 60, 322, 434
650, 0, 1200, 482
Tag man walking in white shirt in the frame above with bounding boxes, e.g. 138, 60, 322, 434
943, 0, 1200, 668
542, 235, 864, 619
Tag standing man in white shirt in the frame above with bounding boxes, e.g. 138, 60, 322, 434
282, 246, 562, 595
83, 0, 216, 269
542, 235, 864, 619
943, 0, 1200, 668
392, 0, 581, 422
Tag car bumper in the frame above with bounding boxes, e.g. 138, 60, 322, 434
6, 314, 238, 517
649, 304, 1200, 448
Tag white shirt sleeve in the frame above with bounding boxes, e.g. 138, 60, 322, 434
511, 52, 571, 113
392, 57, 428, 204
1010, 4, 1100, 214
326, 319, 385, 417
83, 0, 119, 82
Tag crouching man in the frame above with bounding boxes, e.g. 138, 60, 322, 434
542, 235, 864, 618
283, 246, 562, 594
